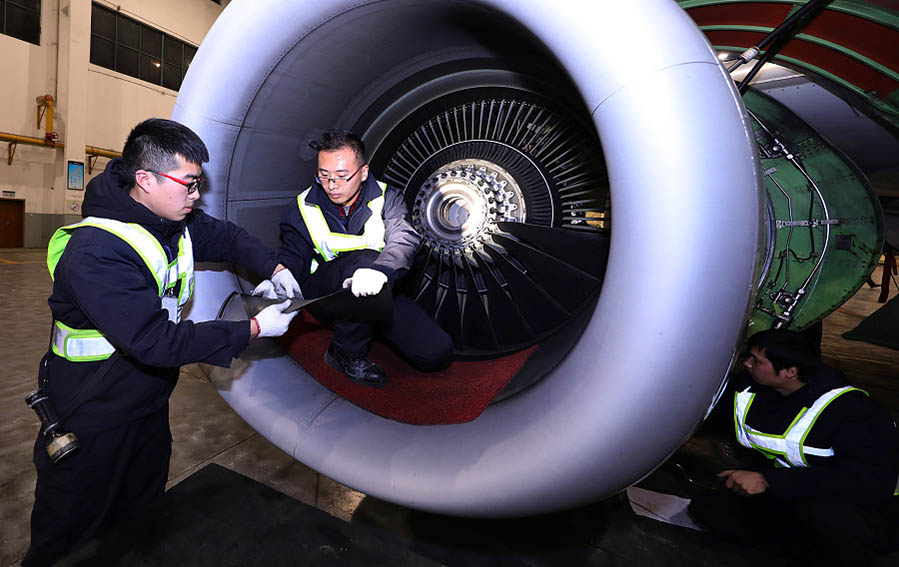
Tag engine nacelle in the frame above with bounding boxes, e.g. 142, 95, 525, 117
173, 0, 762, 516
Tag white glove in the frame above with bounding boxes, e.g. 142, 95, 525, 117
253, 300, 298, 338
272, 268, 302, 300
251, 279, 279, 299
345, 268, 388, 297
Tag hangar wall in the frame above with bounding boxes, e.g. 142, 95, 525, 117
0, 0, 228, 247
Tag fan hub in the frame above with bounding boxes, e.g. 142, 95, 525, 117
412, 159, 525, 253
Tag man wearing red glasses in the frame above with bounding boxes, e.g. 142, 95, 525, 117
24, 118, 299, 566
263, 128, 452, 387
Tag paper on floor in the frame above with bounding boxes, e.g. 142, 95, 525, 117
625, 486, 701, 531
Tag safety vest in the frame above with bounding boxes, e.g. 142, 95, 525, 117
46, 216, 194, 362
297, 182, 386, 273
733, 385, 864, 468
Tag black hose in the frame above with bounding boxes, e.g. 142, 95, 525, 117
737, 0, 835, 93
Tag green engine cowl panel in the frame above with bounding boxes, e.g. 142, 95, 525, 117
745, 88, 883, 334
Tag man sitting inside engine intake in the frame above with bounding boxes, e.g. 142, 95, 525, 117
254, 129, 452, 387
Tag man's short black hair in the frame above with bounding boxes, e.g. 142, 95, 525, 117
309, 129, 366, 164
122, 118, 209, 180
746, 328, 821, 381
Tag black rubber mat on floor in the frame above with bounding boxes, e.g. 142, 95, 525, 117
60, 464, 440, 567
843, 293, 899, 351
57, 462, 756, 567
58, 462, 899, 567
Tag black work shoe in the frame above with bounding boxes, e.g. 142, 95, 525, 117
324, 345, 388, 388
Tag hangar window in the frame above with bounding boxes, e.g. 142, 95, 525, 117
90, 3, 197, 91
1, 0, 42, 46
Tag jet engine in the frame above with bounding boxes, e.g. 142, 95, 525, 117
173, 0, 765, 516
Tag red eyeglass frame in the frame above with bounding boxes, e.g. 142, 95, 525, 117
151, 170, 205, 194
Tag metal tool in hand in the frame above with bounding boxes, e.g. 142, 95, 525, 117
672, 462, 724, 491
240, 289, 346, 317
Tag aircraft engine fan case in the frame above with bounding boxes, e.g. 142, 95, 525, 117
172, 0, 763, 517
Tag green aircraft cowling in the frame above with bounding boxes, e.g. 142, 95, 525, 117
744, 88, 884, 334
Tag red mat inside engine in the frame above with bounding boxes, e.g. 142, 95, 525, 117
278, 311, 536, 425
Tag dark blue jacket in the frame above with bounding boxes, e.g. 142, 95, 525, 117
733, 365, 899, 509
277, 175, 420, 285
44, 159, 279, 432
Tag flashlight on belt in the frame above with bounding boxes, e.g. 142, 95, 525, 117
25, 389, 79, 463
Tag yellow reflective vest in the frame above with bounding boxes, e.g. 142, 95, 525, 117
733, 385, 864, 468
296, 182, 387, 273
46, 217, 194, 361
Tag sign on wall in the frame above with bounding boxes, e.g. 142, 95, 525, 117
67, 161, 85, 190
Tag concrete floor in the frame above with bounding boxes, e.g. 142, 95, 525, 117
1, 247, 898, 566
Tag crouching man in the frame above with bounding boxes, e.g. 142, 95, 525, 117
256, 129, 452, 388
689, 329, 899, 565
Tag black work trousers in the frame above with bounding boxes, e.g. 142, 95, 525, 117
23, 406, 172, 566
300, 249, 453, 370
688, 487, 893, 567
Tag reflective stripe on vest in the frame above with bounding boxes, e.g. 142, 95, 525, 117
297, 182, 387, 273
734, 385, 864, 467
46, 216, 194, 361
51, 320, 115, 362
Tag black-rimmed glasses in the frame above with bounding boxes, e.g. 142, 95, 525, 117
315, 165, 364, 187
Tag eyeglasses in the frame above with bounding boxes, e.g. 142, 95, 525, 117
152, 171, 205, 194
315, 165, 364, 187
